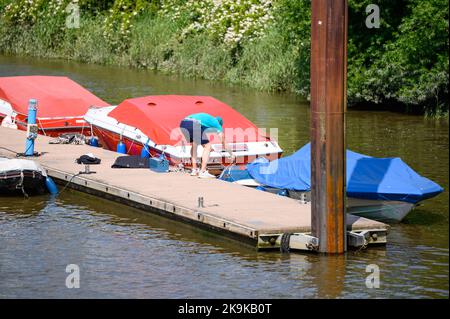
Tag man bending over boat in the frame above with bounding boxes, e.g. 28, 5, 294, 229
179, 113, 234, 178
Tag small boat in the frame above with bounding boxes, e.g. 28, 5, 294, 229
84, 95, 283, 167
219, 143, 444, 223
0, 76, 110, 137
0, 158, 48, 196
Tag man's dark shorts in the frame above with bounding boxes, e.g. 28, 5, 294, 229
179, 119, 210, 145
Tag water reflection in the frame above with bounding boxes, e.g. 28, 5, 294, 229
0, 188, 448, 298
309, 255, 346, 298
0, 195, 48, 216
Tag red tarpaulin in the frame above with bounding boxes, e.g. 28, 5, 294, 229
108, 95, 269, 145
0, 76, 109, 118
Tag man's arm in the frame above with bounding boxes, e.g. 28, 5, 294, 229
218, 132, 234, 158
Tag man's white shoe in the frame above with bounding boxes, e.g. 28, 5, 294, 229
190, 168, 199, 176
198, 170, 216, 179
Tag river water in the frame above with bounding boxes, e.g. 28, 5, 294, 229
0, 55, 448, 298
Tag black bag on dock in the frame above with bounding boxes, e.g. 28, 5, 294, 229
76, 154, 101, 165
111, 156, 149, 169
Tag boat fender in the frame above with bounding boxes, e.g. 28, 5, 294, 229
277, 189, 288, 197
89, 136, 99, 147
141, 138, 151, 158
45, 176, 58, 195
117, 141, 126, 154
141, 147, 150, 158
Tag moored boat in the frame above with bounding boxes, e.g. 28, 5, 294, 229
219, 143, 444, 223
0, 76, 110, 137
84, 95, 283, 167
0, 158, 48, 196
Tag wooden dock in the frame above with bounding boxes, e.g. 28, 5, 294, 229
0, 126, 389, 251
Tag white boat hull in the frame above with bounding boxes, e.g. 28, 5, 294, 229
225, 180, 415, 223
84, 106, 283, 166
0, 158, 47, 195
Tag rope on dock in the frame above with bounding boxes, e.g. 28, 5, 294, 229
59, 172, 83, 194
0, 146, 20, 155
17, 171, 29, 198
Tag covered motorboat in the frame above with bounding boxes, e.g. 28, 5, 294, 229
0, 158, 47, 195
84, 95, 282, 167
0, 76, 110, 137
220, 143, 444, 222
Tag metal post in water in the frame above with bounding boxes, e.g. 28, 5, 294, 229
25, 99, 38, 156
310, 0, 348, 253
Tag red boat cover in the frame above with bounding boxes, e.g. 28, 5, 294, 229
0, 76, 109, 118
108, 95, 269, 145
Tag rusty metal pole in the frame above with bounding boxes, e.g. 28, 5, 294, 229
310, 0, 348, 254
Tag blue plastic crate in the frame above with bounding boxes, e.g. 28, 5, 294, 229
149, 154, 169, 173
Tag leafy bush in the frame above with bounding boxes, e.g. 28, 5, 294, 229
102, 0, 161, 52
66, 14, 113, 64
270, 0, 311, 95
2, 0, 69, 25
228, 29, 299, 92
0, 0, 447, 116
0, 0, 70, 55
78, 0, 115, 15
128, 14, 180, 69
348, 0, 449, 115
161, 0, 274, 48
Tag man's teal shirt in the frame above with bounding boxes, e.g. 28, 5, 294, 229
186, 113, 223, 133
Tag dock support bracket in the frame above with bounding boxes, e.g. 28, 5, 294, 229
257, 233, 319, 252
257, 229, 387, 252
347, 229, 387, 248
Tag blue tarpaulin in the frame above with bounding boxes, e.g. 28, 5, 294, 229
246, 143, 443, 203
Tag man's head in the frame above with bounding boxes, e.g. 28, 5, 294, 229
216, 116, 223, 127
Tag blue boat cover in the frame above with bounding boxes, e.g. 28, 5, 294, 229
247, 143, 443, 203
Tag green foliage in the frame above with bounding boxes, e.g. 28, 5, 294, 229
65, 14, 114, 64
0, 0, 10, 12
1, 0, 70, 26
161, 0, 274, 48
0, 0, 69, 56
227, 29, 299, 92
103, 0, 148, 52
348, 0, 449, 116
0, 0, 447, 117
169, 32, 233, 80
78, 0, 115, 14
128, 14, 180, 69
273, 0, 310, 47
270, 0, 311, 95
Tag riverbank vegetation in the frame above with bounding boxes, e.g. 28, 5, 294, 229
0, 0, 448, 117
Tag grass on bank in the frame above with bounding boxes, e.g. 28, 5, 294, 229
0, 2, 448, 119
